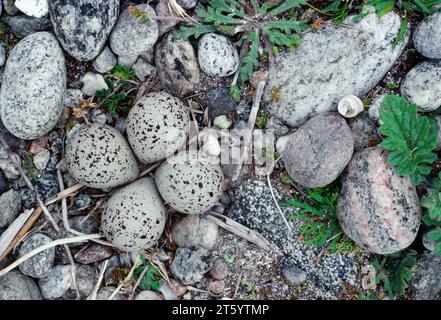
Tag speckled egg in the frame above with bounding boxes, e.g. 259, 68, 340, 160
155, 151, 224, 214
65, 123, 139, 189
101, 177, 166, 252
126, 91, 190, 163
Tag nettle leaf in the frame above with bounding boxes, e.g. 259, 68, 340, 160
178, 24, 216, 39
379, 94, 438, 186
238, 32, 259, 85
268, 0, 308, 17
262, 17, 308, 34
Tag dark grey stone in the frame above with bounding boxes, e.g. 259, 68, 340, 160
2, 15, 51, 38
411, 251, 441, 300
206, 87, 237, 119
171, 246, 213, 285
0, 271, 42, 300
35, 173, 60, 201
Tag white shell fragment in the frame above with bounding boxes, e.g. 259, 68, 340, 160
15, 0, 48, 18
338, 95, 364, 118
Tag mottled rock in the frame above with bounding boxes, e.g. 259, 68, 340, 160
208, 279, 225, 294
35, 173, 59, 201
2, 15, 51, 38
110, 4, 158, 57
15, 0, 48, 18
64, 89, 83, 108
0, 271, 42, 300
348, 116, 379, 152
126, 91, 189, 163
155, 151, 224, 214
117, 54, 137, 68
401, 61, 441, 112
95, 286, 125, 300
93, 47, 117, 73
177, 0, 197, 9
229, 179, 360, 293
19, 233, 55, 278
38, 265, 72, 299
0, 47, 5, 67
135, 290, 162, 300
0, 189, 22, 228
264, 12, 409, 127
155, 0, 179, 36
49, 0, 120, 61
74, 243, 113, 264
33, 149, 50, 171
74, 193, 91, 209
132, 59, 157, 81
171, 246, 213, 285
266, 116, 290, 136
282, 265, 307, 286
101, 178, 166, 252
155, 32, 200, 97
206, 87, 237, 118
198, 33, 239, 78
172, 214, 219, 250
213, 115, 232, 129
283, 113, 354, 188
65, 124, 139, 189
81, 72, 108, 96
69, 265, 97, 298
0, 32, 66, 140
411, 251, 441, 300
413, 12, 441, 59
210, 258, 228, 280
368, 93, 387, 124
337, 147, 421, 255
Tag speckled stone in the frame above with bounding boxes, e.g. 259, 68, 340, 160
132, 59, 157, 81
93, 46, 117, 73
38, 265, 72, 299
155, 32, 200, 97
110, 4, 158, 57
171, 214, 219, 250
337, 147, 421, 255
3, 15, 51, 38
95, 286, 125, 300
0, 189, 22, 228
155, 0, 178, 36
0, 32, 66, 140
411, 251, 441, 300
135, 290, 162, 300
49, 0, 120, 61
401, 61, 441, 112
15, 0, 48, 18
413, 12, 441, 59
126, 91, 190, 164
18, 233, 55, 278
155, 151, 224, 214
177, 0, 197, 9
65, 124, 139, 189
283, 112, 354, 188
263, 12, 409, 127
206, 87, 237, 118
101, 177, 166, 252
0, 271, 42, 300
170, 246, 213, 285
198, 33, 239, 78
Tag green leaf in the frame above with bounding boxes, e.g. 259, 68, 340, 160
229, 84, 241, 102
379, 94, 438, 186
178, 24, 216, 39
238, 31, 259, 85
428, 228, 441, 241
392, 16, 408, 50
268, 0, 307, 17
421, 189, 441, 222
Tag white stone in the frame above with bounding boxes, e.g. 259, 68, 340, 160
81, 72, 108, 97
213, 115, 232, 129
15, 0, 48, 18
33, 148, 50, 171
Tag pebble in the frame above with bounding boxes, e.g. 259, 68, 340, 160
171, 246, 213, 285
49, 0, 120, 61
18, 233, 55, 278
0, 271, 42, 300
413, 12, 441, 59
263, 12, 408, 127
15, 0, 48, 18
38, 265, 72, 299
208, 279, 225, 295
74, 244, 113, 265
177, 0, 197, 9
401, 61, 441, 112
93, 47, 117, 74
275, 134, 292, 155
110, 4, 159, 57
33, 149, 50, 171
206, 87, 237, 119
89, 108, 108, 124
155, 32, 200, 97
135, 290, 163, 300
172, 214, 219, 250
95, 286, 125, 300
81, 72, 109, 97
210, 258, 228, 280
283, 112, 354, 188
422, 229, 437, 252
282, 265, 307, 286
0, 189, 22, 228
348, 116, 380, 152
74, 193, 91, 209
155, 0, 179, 36
411, 251, 441, 300
368, 93, 387, 124
35, 173, 59, 201
69, 265, 98, 298
3, 15, 51, 38
0, 32, 66, 140
198, 33, 239, 78
213, 115, 233, 129
202, 134, 221, 156
132, 59, 157, 81
117, 55, 138, 68
337, 147, 421, 254
266, 116, 290, 136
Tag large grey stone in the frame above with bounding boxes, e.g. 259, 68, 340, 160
411, 251, 441, 300
413, 12, 441, 59
155, 32, 200, 97
263, 12, 409, 128
0, 271, 42, 300
401, 61, 441, 112
229, 179, 360, 294
18, 233, 55, 278
0, 32, 66, 140
170, 246, 213, 285
283, 112, 354, 188
2, 15, 51, 38
38, 265, 72, 299
110, 4, 158, 57
337, 147, 421, 255
0, 189, 22, 228
49, 0, 120, 61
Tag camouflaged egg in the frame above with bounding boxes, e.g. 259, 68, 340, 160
65, 123, 139, 189
101, 177, 166, 251
155, 151, 224, 214
126, 91, 190, 163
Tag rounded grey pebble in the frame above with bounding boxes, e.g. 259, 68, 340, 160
171, 246, 213, 285
206, 87, 237, 119
413, 12, 441, 59
282, 265, 307, 286
283, 112, 354, 188
65, 123, 139, 189
38, 265, 72, 299
93, 47, 117, 73
135, 290, 163, 300
0, 189, 22, 228
0, 270, 42, 300
18, 233, 55, 279
210, 258, 228, 280
198, 33, 239, 78
95, 286, 125, 300
177, 0, 197, 9
155, 151, 224, 214
132, 58, 157, 81
172, 214, 219, 250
